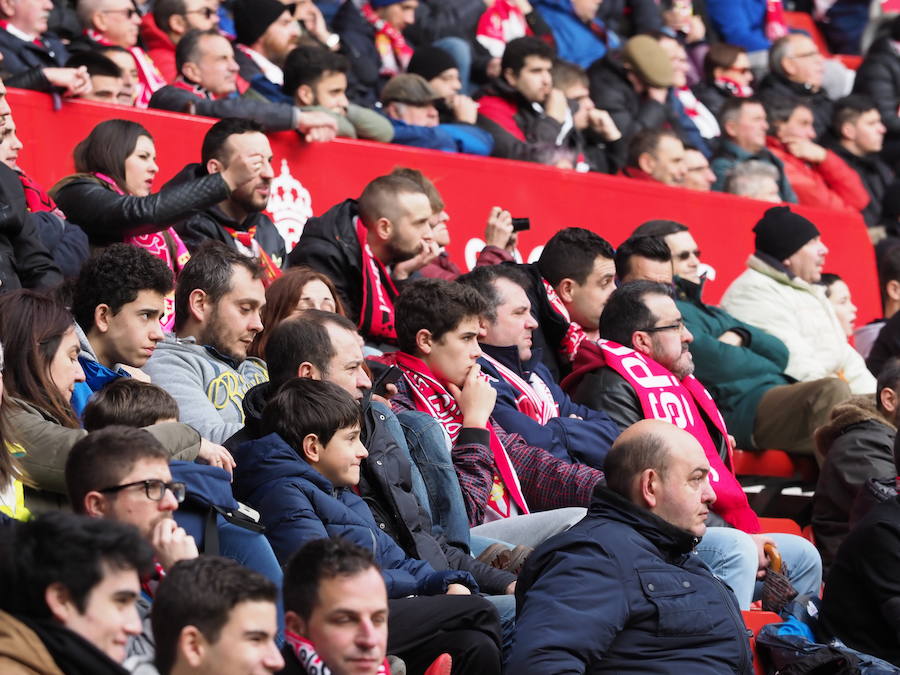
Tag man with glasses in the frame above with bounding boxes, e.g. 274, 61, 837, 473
142, 0, 220, 82
66, 425, 199, 668
562, 280, 823, 610
629, 219, 853, 457
758, 34, 833, 140
75, 0, 167, 106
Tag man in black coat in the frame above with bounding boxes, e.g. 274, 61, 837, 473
852, 17, 900, 167
0, 0, 68, 74
828, 94, 896, 232
173, 118, 286, 270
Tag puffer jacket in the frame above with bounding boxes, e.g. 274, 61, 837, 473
532, 0, 620, 69
721, 253, 876, 394
506, 485, 753, 673
812, 395, 895, 568
675, 275, 792, 450
51, 172, 231, 247
232, 431, 477, 596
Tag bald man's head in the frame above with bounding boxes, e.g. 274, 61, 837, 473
605, 420, 716, 537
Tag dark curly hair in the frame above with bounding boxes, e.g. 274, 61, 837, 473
71, 244, 174, 331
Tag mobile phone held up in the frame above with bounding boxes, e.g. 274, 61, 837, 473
511, 217, 531, 232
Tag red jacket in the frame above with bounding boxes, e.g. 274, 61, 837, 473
766, 136, 870, 213
140, 13, 176, 83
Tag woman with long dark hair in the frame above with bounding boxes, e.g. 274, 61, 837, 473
51, 119, 263, 326
0, 290, 222, 509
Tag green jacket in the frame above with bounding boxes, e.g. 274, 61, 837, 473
675, 276, 792, 449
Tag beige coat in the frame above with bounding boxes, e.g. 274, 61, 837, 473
721, 255, 876, 394
0, 611, 64, 675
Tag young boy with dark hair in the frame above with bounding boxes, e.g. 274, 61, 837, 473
83, 379, 180, 431
383, 278, 602, 549
235, 377, 503, 673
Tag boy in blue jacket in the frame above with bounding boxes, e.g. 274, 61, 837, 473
235, 377, 503, 673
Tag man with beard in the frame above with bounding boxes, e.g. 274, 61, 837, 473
231, 0, 300, 101
563, 281, 823, 609
288, 173, 435, 348
174, 118, 287, 277
144, 242, 269, 443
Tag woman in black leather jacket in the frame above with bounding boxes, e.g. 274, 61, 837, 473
50, 118, 259, 254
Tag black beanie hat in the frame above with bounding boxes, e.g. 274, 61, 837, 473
233, 0, 294, 47
753, 206, 820, 261
407, 46, 458, 82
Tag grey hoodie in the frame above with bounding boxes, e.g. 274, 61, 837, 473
143, 335, 268, 444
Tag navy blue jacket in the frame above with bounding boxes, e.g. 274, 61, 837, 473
478, 344, 619, 469
0, 27, 68, 76
506, 485, 753, 673
232, 432, 476, 598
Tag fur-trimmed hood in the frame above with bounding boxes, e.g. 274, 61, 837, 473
815, 394, 893, 457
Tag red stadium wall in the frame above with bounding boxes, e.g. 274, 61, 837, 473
11, 88, 881, 324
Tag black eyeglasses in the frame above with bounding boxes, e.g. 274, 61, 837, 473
99, 479, 186, 503
675, 249, 701, 261
184, 7, 217, 19
641, 320, 685, 334
102, 7, 140, 19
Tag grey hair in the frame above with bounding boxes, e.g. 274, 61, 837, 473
725, 160, 779, 198
768, 35, 794, 78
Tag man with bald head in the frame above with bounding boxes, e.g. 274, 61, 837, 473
507, 420, 753, 673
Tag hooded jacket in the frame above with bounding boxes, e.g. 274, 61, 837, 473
475, 77, 571, 162
70, 323, 131, 416
229, 383, 517, 595
675, 275, 793, 450
478, 343, 619, 468
142, 336, 269, 444
0, 610, 64, 675
813, 395, 896, 568
169, 163, 287, 267
232, 431, 477, 596
721, 253, 876, 394
765, 135, 870, 212
532, 0, 620, 69
506, 485, 753, 674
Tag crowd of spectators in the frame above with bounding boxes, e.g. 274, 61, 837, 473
3, 0, 900, 674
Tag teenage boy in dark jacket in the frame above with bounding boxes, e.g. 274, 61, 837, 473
236, 378, 503, 673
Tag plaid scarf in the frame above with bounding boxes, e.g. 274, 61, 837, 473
285, 631, 390, 675
360, 3, 412, 76
380, 351, 529, 520
85, 29, 166, 107
481, 353, 559, 424
355, 218, 398, 342
541, 279, 587, 363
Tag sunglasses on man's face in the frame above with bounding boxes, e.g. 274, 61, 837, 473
185, 7, 217, 18
675, 249, 701, 261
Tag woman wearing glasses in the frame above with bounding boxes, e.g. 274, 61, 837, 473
0, 290, 225, 512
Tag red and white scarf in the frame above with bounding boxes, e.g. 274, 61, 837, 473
360, 3, 413, 76
764, 0, 789, 42
285, 631, 390, 675
541, 279, 587, 364
224, 225, 282, 286
355, 218, 398, 343
85, 29, 166, 108
92, 172, 190, 331
481, 353, 559, 424
381, 352, 529, 521
17, 171, 65, 218
565, 340, 760, 533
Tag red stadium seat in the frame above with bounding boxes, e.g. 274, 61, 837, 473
743, 610, 783, 675
733, 448, 818, 483
757, 517, 803, 537
784, 11, 863, 69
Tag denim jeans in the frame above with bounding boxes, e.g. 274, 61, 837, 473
398, 410, 471, 551
218, 519, 285, 644
469, 508, 587, 549
433, 37, 473, 94
484, 593, 516, 656
695, 527, 823, 610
